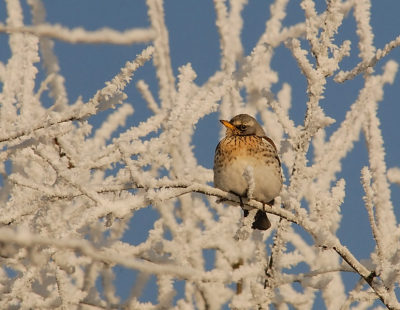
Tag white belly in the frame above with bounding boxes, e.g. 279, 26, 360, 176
214, 155, 282, 203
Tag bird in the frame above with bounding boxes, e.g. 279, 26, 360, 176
213, 114, 283, 230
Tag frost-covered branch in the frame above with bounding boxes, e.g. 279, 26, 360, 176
0, 228, 203, 280
361, 167, 383, 262
0, 23, 157, 44
387, 167, 400, 186
335, 35, 400, 82
0, 46, 154, 145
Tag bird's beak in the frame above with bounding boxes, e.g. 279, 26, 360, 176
220, 120, 236, 131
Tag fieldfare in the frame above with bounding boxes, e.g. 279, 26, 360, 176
213, 114, 283, 230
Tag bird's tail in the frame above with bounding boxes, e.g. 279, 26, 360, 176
243, 209, 271, 230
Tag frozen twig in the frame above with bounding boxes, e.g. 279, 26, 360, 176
136, 80, 160, 114
234, 209, 257, 242
54, 266, 68, 310
387, 167, 400, 186
146, 0, 176, 109
279, 265, 355, 286
361, 167, 382, 264
0, 46, 154, 144
29, 0, 68, 109
263, 89, 298, 139
335, 35, 400, 82
0, 23, 157, 45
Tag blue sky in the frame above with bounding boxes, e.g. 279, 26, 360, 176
1, 1, 399, 308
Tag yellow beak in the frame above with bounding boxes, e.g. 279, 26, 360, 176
220, 120, 236, 131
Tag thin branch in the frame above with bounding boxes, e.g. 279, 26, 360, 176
136, 80, 160, 114
0, 23, 157, 45
263, 91, 298, 140
335, 35, 400, 82
54, 266, 68, 310
0, 46, 154, 145
279, 265, 356, 286
340, 277, 369, 310
0, 112, 78, 144
330, 242, 398, 309
361, 167, 383, 263
146, 0, 176, 109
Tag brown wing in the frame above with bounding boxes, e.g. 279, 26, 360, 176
214, 139, 224, 154
262, 136, 277, 151
262, 136, 281, 167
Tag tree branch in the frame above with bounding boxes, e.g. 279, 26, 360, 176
0, 23, 156, 45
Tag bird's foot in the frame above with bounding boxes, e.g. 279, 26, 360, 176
239, 196, 245, 209
266, 199, 275, 207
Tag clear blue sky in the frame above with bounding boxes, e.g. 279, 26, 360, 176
1, 1, 399, 307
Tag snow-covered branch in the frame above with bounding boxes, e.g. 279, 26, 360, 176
335, 35, 400, 82
0, 23, 156, 44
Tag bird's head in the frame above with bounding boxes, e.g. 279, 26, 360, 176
220, 114, 266, 137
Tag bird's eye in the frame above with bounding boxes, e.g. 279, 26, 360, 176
239, 125, 247, 131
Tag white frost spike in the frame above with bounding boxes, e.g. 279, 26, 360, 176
93, 103, 134, 149
243, 165, 255, 199
234, 209, 257, 242
387, 167, 400, 186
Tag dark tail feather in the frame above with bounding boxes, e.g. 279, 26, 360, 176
243, 209, 271, 230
